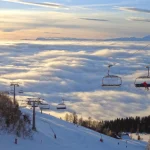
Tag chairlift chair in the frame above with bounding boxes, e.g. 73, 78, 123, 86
27, 100, 33, 105
102, 65, 122, 87
57, 99, 66, 110
10, 89, 14, 94
2, 91, 9, 95
27, 100, 38, 107
39, 103, 50, 110
20, 101, 27, 108
27, 100, 31, 105
134, 66, 150, 87
18, 88, 23, 94
31, 102, 38, 107
39, 99, 44, 105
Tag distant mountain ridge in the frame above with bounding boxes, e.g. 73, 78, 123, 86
35, 37, 97, 41
104, 35, 150, 41
35, 35, 150, 41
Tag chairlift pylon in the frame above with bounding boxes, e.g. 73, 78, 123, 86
102, 64, 122, 87
134, 66, 150, 88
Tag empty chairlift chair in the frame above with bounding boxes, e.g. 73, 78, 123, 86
39, 102, 50, 114
27, 100, 32, 105
102, 64, 122, 87
18, 88, 23, 94
134, 66, 150, 88
39, 103, 50, 110
2, 91, 9, 95
20, 100, 27, 108
57, 99, 66, 110
10, 89, 14, 94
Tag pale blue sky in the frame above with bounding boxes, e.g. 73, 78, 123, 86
0, 0, 150, 40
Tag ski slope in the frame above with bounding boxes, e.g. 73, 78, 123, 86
0, 108, 147, 150
131, 133, 150, 143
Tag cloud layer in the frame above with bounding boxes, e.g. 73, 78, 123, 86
0, 39, 150, 120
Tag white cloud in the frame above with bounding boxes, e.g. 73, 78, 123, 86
2, 0, 67, 8
80, 18, 109, 22
118, 7, 150, 13
128, 17, 150, 22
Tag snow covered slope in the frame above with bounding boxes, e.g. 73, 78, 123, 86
131, 133, 150, 142
0, 108, 147, 150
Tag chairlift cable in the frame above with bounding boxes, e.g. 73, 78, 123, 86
106, 44, 150, 79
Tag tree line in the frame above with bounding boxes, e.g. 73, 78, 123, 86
65, 112, 150, 136
103, 116, 150, 133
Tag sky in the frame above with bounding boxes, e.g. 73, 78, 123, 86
0, 0, 150, 40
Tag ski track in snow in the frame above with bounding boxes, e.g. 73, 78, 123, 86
24, 109, 149, 149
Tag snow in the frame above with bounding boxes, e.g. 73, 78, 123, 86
131, 133, 150, 142
0, 108, 147, 150
0, 39, 149, 149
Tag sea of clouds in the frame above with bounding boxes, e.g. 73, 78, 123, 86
0, 40, 150, 120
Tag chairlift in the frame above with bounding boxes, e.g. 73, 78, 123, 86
27, 100, 33, 106
102, 64, 122, 87
27, 100, 38, 107
39, 99, 44, 105
18, 88, 23, 94
10, 89, 14, 94
20, 101, 27, 108
57, 99, 66, 110
1, 91, 9, 95
27, 100, 32, 105
31, 102, 38, 107
39, 103, 50, 110
134, 66, 150, 88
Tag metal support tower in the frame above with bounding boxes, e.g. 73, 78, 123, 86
10, 82, 19, 104
27, 98, 41, 131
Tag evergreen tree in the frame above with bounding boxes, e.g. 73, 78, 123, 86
78, 116, 83, 125
73, 112, 78, 124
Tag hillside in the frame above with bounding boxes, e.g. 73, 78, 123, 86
0, 108, 147, 150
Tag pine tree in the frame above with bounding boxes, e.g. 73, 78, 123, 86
88, 117, 92, 128
78, 117, 83, 125
73, 112, 78, 124
0, 93, 32, 138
